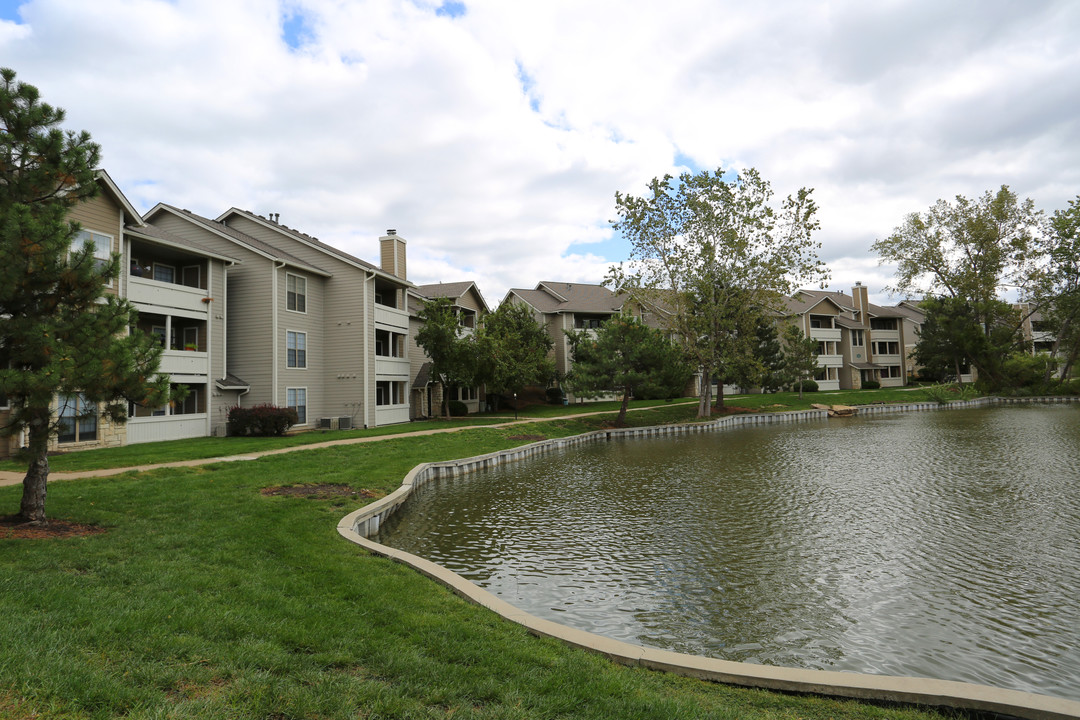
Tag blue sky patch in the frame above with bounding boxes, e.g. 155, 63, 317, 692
0, 0, 24, 22
674, 151, 702, 175
516, 61, 540, 112
281, 10, 313, 50
435, 1, 466, 18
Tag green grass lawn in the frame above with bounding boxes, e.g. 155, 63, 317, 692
0, 388, 948, 474
0, 417, 957, 719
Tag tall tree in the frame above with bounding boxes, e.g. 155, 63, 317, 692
414, 297, 477, 419
610, 167, 828, 417
871, 186, 1043, 387
566, 316, 691, 427
753, 316, 788, 393
474, 301, 554, 409
781, 325, 819, 398
0, 67, 172, 523
1033, 195, 1080, 382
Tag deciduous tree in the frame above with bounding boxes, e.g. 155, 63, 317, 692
872, 186, 1043, 387
474, 301, 553, 409
414, 297, 477, 419
610, 168, 827, 417
0, 67, 172, 523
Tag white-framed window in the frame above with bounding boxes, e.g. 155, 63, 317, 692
287, 273, 307, 313
376, 380, 405, 406
286, 330, 307, 368
72, 229, 112, 270
153, 262, 175, 284
851, 329, 864, 347
287, 387, 307, 424
458, 387, 477, 402
375, 329, 405, 357
57, 393, 97, 444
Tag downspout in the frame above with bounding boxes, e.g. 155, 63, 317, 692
364, 270, 374, 428
206, 260, 213, 438
273, 261, 285, 406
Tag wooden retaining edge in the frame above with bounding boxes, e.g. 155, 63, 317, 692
336, 400, 1080, 720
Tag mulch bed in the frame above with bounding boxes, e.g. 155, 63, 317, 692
260, 484, 380, 500
506, 435, 546, 442
0, 515, 108, 540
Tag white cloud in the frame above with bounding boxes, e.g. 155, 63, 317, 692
2, 0, 1078, 304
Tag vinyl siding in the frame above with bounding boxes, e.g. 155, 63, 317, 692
148, 212, 275, 409
224, 214, 393, 428
69, 193, 123, 297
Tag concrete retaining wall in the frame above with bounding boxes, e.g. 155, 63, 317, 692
337, 397, 1080, 720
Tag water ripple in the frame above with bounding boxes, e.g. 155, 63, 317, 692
378, 405, 1080, 701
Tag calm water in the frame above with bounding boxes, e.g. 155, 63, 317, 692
377, 404, 1080, 700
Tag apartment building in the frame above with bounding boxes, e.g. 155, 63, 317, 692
502, 282, 625, 382
783, 283, 919, 389
408, 281, 490, 417
142, 205, 413, 430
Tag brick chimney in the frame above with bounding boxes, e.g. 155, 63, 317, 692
852, 282, 869, 319
379, 229, 406, 281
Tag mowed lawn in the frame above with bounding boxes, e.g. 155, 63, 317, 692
0, 399, 954, 719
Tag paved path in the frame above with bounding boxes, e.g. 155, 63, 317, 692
0, 401, 699, 487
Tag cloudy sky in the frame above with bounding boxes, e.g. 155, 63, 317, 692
2, 0, 1078, 306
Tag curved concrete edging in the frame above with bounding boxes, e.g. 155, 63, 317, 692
336, 399, 1080, 720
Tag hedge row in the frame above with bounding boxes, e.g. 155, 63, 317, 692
227, 404, 298, 436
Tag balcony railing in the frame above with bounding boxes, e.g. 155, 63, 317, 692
128, 276, 210, 314
374, 305, 409, 331
809, 328, 841, 342
158, 350, 209, 377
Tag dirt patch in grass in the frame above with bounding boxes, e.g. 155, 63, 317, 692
713, 405, 755, 414
260, 484, 381, 500
0, 515, 108, 540
506, 434, 546, 442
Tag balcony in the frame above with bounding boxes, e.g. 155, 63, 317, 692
128, 276, 210, 315
816, 354, 844, 368
375, 356, 410, 377
873, 353, 902, 366
159, 349, 209, 377
870, 329, 900, 342
809, 328, 841, 342
374, 304, 409, 331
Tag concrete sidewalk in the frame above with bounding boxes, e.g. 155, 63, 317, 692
0, 401, 699, 487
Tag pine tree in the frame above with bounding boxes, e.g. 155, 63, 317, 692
781, 325, 819, 399
0, 67, 172, 523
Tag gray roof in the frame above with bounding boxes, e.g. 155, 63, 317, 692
218, 208, 387, 275
507, 281, 624, 314
412, 281, 490, 312
126, 222, 242, 264
215, 373, 250, 390
152, 204, 331, 276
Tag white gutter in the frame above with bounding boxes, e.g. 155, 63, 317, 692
364, 271, 373, 428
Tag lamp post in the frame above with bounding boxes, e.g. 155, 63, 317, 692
513, 392, 518, 421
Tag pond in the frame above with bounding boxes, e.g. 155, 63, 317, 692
376, 404, 1080, 701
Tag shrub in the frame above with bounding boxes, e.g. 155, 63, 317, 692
227, 404, 298, 436
796, 379, 819, 393
545, 387, 566, 404
862, 380, 881, 390
448, 400, 468, 416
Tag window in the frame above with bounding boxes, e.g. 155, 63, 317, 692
287, 387, 307, 424
851, 329, 864, 346
870, 318, 897, 330
458, 387, 477, 402
151, 325, 167, 347
153, 263, 175, 284
72, 229, 112, 271
57, 394, 97, 444
287, 331, 306, 368
287, 273, 307, 313
376, 380, 405, 406
375, 329, 405, 357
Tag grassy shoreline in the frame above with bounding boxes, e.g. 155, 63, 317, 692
0, 390, 970, 718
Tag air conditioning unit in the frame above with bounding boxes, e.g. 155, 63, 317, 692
319, 417, 336, 430
338, 416, 352, 430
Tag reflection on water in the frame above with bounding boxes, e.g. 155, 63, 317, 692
377, 405, 1080, 700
